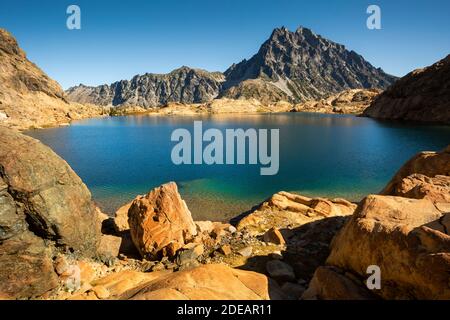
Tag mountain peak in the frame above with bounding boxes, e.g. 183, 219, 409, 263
224, 25, 397, 101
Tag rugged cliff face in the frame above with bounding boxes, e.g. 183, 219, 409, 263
222, 27, 396, 102
66, 67, 225, 108
363, 55, 450, 124
0, 29, 106, 130
66, 26, 396, 108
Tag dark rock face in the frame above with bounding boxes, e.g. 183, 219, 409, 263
0, 126, 108, 298
66, 26, 396, 107
0, 127, 102, 255
222, 27, 396, 102
66, 67, 225, 108
363, 55, 450, 124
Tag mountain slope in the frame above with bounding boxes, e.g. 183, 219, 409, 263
222, 26, 396, 102
66, 67, 225, 108
363, 55, 450, 124
0, 29, 105, 130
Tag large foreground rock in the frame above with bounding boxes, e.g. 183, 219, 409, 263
0, 127, 102, 255
128, 182, 197, 259
313, 195, 450, 299
122, 264, 285, 300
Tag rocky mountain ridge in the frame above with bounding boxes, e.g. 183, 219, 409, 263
66, 26, 396, 107
363, 54, 450, 124
66, 67, 225, 108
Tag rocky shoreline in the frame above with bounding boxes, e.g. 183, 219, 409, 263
0, 126, 448, 300
93, 89, 381, 119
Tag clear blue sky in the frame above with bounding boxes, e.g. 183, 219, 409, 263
1, 0, 449, 89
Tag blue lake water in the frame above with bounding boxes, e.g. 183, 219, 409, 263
26, 113, 450, 221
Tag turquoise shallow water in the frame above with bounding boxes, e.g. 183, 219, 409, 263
26, 113, 450, 221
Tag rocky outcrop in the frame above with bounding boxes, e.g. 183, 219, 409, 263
293, 89, 381, 114
0, 29, 106, 130
363, 55, 450, 124
381, 145, 450, 203
114, 201, 132, 233
128, 182, 197, 260
319, 195, 450, 300
384, 174, 450, 204
304, 145, 450, 300
236, 191, 356, 234
66, 67, 225, 108
223, 26, 396, 103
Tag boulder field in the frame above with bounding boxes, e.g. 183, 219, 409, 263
0, 126, 449, 300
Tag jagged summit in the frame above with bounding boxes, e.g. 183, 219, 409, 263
222, 26, 396, 102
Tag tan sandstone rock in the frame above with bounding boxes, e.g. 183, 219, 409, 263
294, 89, 380, 115
237, 191, 356, 234
382, 145, 450, 204
114, 201, 132, 232
97, 234, 122, 259
322, 195, 450, 299
122, 264, 286, 300
128, 182, 197, 259
263, 227, 286, 245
